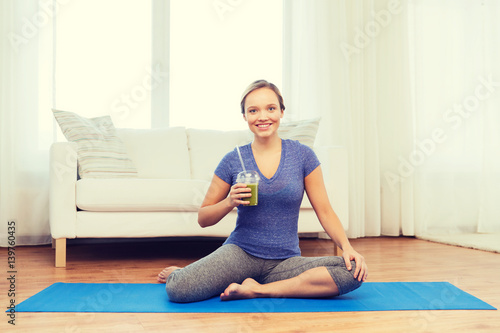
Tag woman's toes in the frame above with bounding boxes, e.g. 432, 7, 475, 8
157, 266, 181, 283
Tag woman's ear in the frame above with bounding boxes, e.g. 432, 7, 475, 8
242, 113, 247, 121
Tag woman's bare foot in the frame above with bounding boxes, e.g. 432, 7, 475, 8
220, 278, 262, 301
157, 266, 181, 283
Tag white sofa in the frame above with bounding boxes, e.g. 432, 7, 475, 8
49, 127, 349, 267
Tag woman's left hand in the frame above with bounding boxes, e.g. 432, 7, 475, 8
341, 247, 368, 282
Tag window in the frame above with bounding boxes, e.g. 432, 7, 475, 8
43, 0, 282, 142
52, 0, 152, 129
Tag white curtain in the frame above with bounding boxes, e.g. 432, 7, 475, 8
284, 0, 500, 237
283, 0, 404, 238
0, 0, 53, 246
410, 0, 500, 235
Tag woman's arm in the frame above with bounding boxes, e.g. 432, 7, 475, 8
198, 174, 251, 228
304, 166, 368, 282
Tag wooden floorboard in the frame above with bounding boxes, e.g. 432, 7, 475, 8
2, 236, 499, 332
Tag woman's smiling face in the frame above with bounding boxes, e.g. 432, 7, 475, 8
243, 87, 284, 139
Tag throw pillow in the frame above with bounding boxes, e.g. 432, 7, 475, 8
52, 109, 138, 178
278, 117, 320, 148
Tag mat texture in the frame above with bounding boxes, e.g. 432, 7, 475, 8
14, 282, 496, 313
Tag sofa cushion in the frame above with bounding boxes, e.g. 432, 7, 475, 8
76, 178, 209, 212
187, 128, 252, 181
52, 109, 138, 178
116, 127, 191, 179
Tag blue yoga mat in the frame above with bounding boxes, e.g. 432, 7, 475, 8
14, 282, 495, 313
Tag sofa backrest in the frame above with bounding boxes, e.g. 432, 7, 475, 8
116, 127, 191, 179
116, 127, 252, 181
116, 119, 319, 182
186, 128, 252, 181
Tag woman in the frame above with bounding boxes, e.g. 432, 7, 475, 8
158, 80, 368, 303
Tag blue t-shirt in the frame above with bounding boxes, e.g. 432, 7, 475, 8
214, 139, 321, 259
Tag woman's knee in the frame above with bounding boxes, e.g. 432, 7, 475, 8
165, 269, 219, 303
328, 260, 363, 296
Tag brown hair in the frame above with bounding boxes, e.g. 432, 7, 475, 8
240, 80, 285, 114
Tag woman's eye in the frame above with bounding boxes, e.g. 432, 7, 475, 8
269, 107, 276, 111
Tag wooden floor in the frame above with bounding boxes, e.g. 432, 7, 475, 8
2, 236, 499, 333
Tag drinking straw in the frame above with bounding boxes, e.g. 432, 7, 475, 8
236, 145, 246, 173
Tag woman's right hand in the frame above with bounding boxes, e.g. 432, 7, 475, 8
227, 183, 252, 207
199, 175, 249, 228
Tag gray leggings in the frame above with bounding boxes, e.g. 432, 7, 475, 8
166, 244, 362, 303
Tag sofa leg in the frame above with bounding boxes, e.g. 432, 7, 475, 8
54, 238, 67, 268
334, 245, 343, 257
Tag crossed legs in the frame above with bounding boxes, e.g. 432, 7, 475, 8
158, 244, 360, 303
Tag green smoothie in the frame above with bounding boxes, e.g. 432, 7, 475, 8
243, 183, 258, 206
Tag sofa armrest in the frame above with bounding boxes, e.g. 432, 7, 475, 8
314, 146, 349, 230
49, 142, 78, 239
